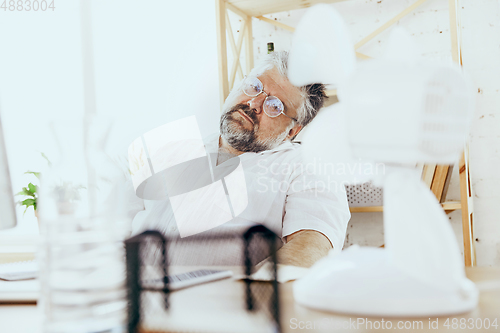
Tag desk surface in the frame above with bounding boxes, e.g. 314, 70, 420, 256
1, 254, 499, 333
139, 266, 500, 333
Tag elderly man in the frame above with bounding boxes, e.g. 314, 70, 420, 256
131, 51, 350, 267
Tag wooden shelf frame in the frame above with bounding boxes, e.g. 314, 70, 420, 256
216, 0, 432, 101
216, 0, 255, 106
214, 0, 475, 266
350, 200, 462, 214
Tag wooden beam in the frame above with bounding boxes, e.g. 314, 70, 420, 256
225, 13, 237, 54
431, 165, 450, 202
215, 0, 229, 106
350, 206, 384, 213
229, 19, 248, 88
449, 0, 460, 64
226, 2, 250, 20
230, 0, 350, 17
441, 164, 454, 202
256, 15, 295, 32
355, 52, 372, 60
459, 148, 476, 267
255, 15, 371, 60
226, 2, 254, 76
235, 19, 248, 77
245, 16, 254, 74
354, 0, 429, 50
350, 201, 461, 213
450, 0, 474, 266
442, 201, 461, 211
422, 164, 436, 188
226, 13, 245, 86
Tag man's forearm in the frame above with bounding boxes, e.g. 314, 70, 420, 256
276, 230, 332, 267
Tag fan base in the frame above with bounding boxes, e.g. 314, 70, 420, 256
293, 246, 478, 317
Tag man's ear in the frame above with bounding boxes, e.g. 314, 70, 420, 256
288, 124, 302, 140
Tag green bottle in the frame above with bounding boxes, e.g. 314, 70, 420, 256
267, 42, 274, 54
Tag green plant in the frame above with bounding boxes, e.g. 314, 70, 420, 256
16, 152, 50, 216
16, 172, 40, 215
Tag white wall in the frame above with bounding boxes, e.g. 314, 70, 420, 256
0, 1, 84, 233
247, 0, 499, 266
90, 0, 220, 153
0, 0, 220, 233
1, 0, 498, 266
460, 0, 500, 266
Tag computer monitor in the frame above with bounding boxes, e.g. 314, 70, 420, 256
0, 111, 17, 230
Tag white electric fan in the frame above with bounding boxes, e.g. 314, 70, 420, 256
288, 5, 478, 317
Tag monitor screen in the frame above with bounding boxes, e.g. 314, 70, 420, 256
0, 113, 17, 230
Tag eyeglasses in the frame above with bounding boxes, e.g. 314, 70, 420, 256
242, 77, 297, 122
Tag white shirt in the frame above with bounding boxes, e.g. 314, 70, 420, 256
131, 134, 351, 265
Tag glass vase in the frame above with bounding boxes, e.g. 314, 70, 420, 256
38, 116, 130, 333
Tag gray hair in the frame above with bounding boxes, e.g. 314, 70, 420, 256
222, 51, 327, 128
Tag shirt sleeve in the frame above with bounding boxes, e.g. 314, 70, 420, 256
281, 159, 351, 255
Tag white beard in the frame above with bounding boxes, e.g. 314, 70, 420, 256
220, 106, 292, 153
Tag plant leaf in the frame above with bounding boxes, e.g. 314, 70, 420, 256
24, 171, 41, 179
24, 186, 34, 196
28, 183, 37, 193
18, 186, 35, 197
21, 198, 36, 206
16, 189, 31, 196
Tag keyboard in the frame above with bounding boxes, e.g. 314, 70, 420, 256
0, 260, 37, 281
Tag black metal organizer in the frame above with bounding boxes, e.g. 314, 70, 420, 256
124, 224, 281, 333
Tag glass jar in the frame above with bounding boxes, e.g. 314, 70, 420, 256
38, 116, 130, 333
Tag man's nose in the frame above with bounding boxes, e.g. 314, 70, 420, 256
246, 93, 266, 114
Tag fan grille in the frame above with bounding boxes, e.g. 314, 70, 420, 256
346, 182, 383, 207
